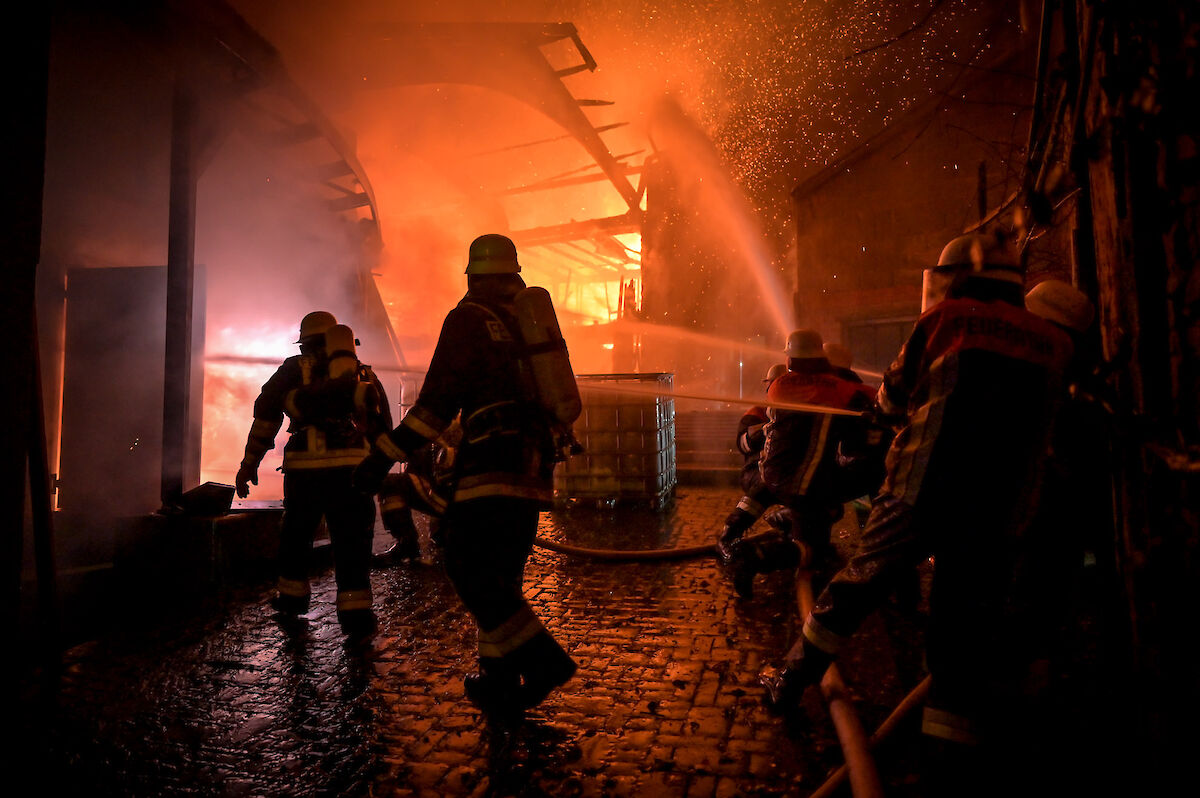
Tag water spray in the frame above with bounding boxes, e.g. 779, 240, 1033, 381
207, 353, 869, 415
577, 380, 867, 417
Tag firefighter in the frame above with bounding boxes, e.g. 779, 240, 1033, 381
823, 341, 891, 528
715, 362, 787, 562
724, 330, 873, 598
235, 313, 392, 637
1019, 280, 1104, 681
353, 233, 577, 717
822, 342, 859, 383
760, 233, 1074, 796
374, 420, 462, 565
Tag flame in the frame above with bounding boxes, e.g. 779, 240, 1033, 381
200, 324, 295, 499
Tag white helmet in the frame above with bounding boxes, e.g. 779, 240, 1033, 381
296, 310, 337, 344
762, 363, 787, 384
922, 233, 1023, 312
1026, 279, 1094, 333
784, 329, 825, 359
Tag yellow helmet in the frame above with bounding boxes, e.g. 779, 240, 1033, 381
296, 311, 337, 343
465, 234, 520, 275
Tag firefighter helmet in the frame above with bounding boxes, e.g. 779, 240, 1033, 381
823, 342, 853, 370
1026, 279, 1094, 333
296, 311, 337, 343
465, 234, 521, 274
762, 363, 787, 384
923, 233, 1023, 311
936, 234, 1020, 274
784, 329, 825, 359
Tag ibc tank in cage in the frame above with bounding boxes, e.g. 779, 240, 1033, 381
553, 373, 677, 510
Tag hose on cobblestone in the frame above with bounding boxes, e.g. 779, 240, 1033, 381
796, 572, 885, 798
533, 537, 717, 561
808, 675, 932, 798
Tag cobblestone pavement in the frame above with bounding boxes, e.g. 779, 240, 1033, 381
16, 487, 931, 797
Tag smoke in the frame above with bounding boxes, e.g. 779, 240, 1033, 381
64, 0, 1008, 498
194, 117, 375, 495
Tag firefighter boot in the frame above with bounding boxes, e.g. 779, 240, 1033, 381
270, 578, 311, 616
270, 593, 310, 616
760, 638, 833, 713
518, 633, 578, 710
464, 657, 523, 719
376, 508, 422, 567
759, 665, 802, 712
336, 589, 376, 638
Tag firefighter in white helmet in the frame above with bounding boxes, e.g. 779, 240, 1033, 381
354, 233, 579, 718
715, 362, 787, 563
761, 232, 1075, 795
1019, 279, 1112, 725
235, 311, 392, 637
722, 329, 875, 599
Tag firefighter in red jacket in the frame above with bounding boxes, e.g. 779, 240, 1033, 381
823, 341, 892, 529
235, 312, 392, 636
723, 330, 873, 598
761, 234, 1074, 795
354, 234, 577, 717
716, 363, 786, 561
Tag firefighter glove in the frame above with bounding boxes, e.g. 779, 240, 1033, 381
353, 451, 395, 495
235, 463, 258, 498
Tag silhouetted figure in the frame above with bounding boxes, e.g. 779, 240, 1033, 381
236, 312, 391, 637
354, 234, 578, 718
761, 234, 1074, 797
716, 362, 786, 562
723, 329, 874, 598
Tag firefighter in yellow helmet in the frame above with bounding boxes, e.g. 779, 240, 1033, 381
235, 311, 392, 637
354, 234, 579, 717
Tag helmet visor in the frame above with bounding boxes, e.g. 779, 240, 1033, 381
922, 267, 960, 313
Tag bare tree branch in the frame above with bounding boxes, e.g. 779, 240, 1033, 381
846, 0, 948, 61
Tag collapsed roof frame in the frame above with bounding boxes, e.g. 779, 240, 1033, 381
345, 22, 645, 275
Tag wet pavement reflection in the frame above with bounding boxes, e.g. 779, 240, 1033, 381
17, 487, 924, 796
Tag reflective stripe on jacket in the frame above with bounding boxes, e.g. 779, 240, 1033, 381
879, 295, 1073, 506
760, 362, 872, 498
241, 354, 392, 472
376, 291, 555, 505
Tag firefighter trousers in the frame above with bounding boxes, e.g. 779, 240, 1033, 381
279, 467, 375, 607
442, 497, 574, 689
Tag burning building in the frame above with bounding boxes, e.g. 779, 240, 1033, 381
5, 1, 1199, 790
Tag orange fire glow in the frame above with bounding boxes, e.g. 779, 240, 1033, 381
200, 324, 296, 499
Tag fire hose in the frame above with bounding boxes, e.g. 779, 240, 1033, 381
535, 533, 931, 796
533, 536, 716, 561
795, 566, 885, 798
808, 674, 932, 798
